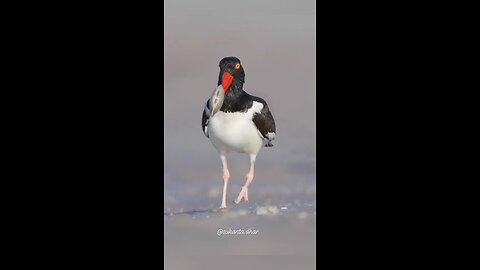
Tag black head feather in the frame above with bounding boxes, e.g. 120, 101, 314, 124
217, 56, 245, 87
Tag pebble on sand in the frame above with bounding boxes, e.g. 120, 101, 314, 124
254, 206, 280, 215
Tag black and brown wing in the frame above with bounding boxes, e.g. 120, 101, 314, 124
251, 97, 276, 147
201, 99, 211, 138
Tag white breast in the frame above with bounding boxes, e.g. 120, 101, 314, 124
208, 101, 264, 155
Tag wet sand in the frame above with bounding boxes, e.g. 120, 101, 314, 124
165, 212, 316, 269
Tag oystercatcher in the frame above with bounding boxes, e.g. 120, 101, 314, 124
202, 56, 276, 209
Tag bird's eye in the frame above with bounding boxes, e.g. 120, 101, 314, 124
235, 63, 241, 70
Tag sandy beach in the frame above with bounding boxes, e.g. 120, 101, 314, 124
164, 0, 316, 268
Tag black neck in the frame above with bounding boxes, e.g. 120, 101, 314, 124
224, 80, 243, 97
220, 82, 253, 113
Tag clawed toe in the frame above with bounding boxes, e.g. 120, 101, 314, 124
234, 187, 249, 204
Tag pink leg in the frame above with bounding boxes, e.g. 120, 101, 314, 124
219, 155, 230, 209
235, 154, 256, 204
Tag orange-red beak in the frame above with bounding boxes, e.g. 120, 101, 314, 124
222, 72, 234, 93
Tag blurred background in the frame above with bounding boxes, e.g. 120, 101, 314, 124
164, 0, 316, 210
165, 0, 316, 268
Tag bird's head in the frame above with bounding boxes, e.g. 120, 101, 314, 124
217, 56, 245, 93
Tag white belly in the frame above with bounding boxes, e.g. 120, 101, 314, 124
208, 110, 264, 155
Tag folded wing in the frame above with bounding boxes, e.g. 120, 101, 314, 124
251, 96, 276, 147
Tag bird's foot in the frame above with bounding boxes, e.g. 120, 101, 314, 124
220, 200, 227, 209
234, 187, 248, 204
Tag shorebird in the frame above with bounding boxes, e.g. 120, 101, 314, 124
202, 56, 276, 208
